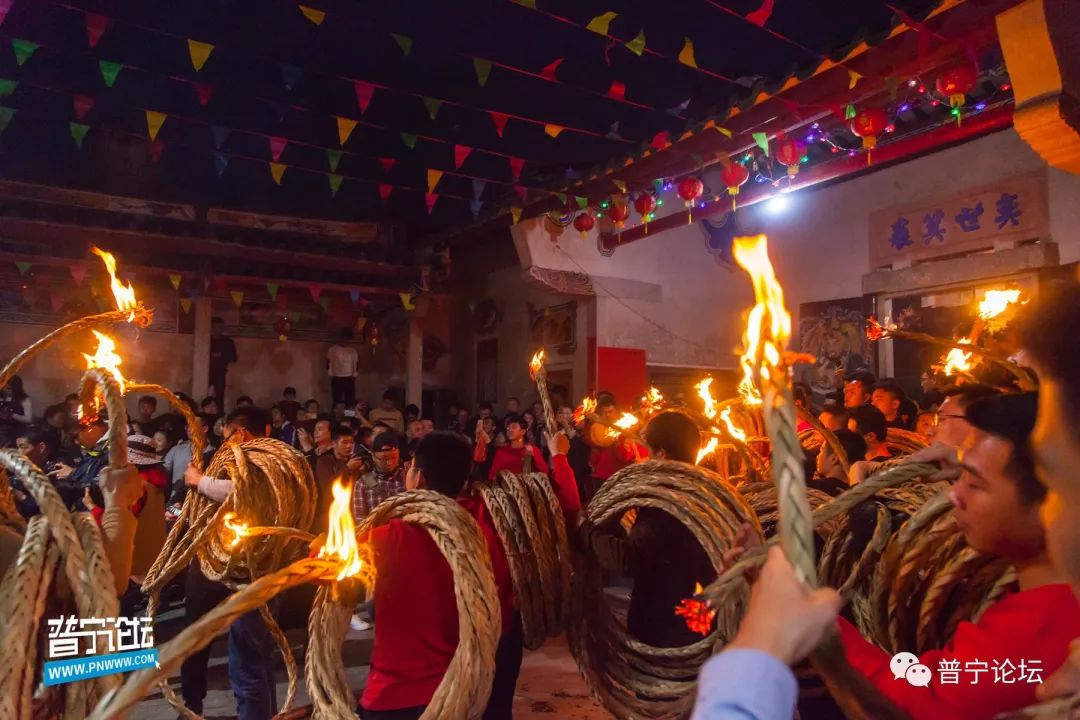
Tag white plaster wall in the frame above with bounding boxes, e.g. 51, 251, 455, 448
515, 129, 1080, 370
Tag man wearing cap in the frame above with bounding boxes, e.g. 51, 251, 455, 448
352, 431, 406, 524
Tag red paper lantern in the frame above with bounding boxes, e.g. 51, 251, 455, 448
936, 63, 978, 108
634, 193, 656, 218
720, 162, 749, 209
774, 137, 806, 177
573, 212, 595, 237
607, 201, 630, 229
677, 177, 704, 207
274, 315, 292, 342
849, 108, 888, 150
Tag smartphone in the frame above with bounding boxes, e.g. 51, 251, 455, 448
344, 410, 356, 418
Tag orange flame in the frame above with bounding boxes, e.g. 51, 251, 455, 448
82, 330, 126, 393
720, 407, 747, 442
223, 512, 250, 548
641, 386, 664, 414
91, 247, 138, 320
529, 349, 545, 380
319, 479, 363, 580
977, 289, 1022, 321
942, 338, 973, 376
696, 377, 718, 419
613, 412, 639, 430
733, 235, 790, 399
572, 396, 596, 425
696, 434, 719, 465
674, 581, 716, 635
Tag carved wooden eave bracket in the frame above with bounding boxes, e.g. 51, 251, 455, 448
523, 266, 596, 296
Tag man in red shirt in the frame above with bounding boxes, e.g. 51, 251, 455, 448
485, 414, 547, 478
838, 392, 1080, 719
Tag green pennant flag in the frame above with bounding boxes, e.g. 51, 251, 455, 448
266, 283, 279, 301
576, 196, 588, 210
14, 261, 31, 276
624, 30, 646, 56
401, 132, 417, 149
328, 173, 343, 197
511, 0, 536, 7
845, 104, 856, 120
0, 79, 17, 97
318, 295, 330, 311
0, 106, 13, 135
752, 132, 769, 156
423, 97, 442, 120
391, 33, 412, 56
69, 122, 89, 149
554, 192, 566, 205
12, 39, 38, 67
326, 148, 342, 172
474, 58, 491, 87
99, 60, 122, 87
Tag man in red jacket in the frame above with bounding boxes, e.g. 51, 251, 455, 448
838, 392, 1080, 720
485, 414, 547, 479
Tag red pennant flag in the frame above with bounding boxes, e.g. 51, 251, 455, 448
489, 111, 509, 138
514, 185, 527, 201
354, 80, 375, 114
69, 264, 87, 285
73, 94, 95, 120
378, 183, 392, 203
454, 145, 472, 169
378, 157, 396, 174
194, 83, 214, 106
745, 0, 774, 26
540, 58, 563, 81
50, 293, 64, 312
269, 136, 287, 162
308, 285, 322, 303
149, 139, 165, 162
651, 131, 669, 150
85, 12, 109, 47
425, 192, 438, 214
508, 156, 525, 181
608, 80, 626, 101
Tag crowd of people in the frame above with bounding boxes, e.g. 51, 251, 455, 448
3, 284, 1080, 720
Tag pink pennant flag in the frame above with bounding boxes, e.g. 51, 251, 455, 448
489, 111, 509, 138
540, 58, 563, 81
425, 192, 438, 214
378, 183, 392, 203
85, 12, 109, 47
354, 80, 376, 114
508, 156, 525, 181
194, 83, 214, 106
73, 94, 95, 120
378, 157, 397, 174
268, 136, 287, 162
308, 284, 322, 303
50, 293, 63, 312
0, 0, 12, 27
69, 264, 87, 285
745, 0, 774, 26
608, 80, 626, 101
454, 144, 471, 169
149, 139, 165, 162
513, 185, 527, 201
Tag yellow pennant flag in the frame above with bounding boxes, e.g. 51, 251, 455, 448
180, 298, 192, 313
586, 11, 617, 35
511, 206, 523, 224
188, 39, 214, 71
679, 37, 697, 68
612, 178, 626, 193
399, 292, 415, 310
230, 290, 244, 308
427, 169, 443, 192
169, 274, 181, 290
336, 116, 357, 146
269, 162, 286, 185
298, 5, 325, 25
848, 69, 863, 90
544, 124, 565, 138
145, 110, 167, 141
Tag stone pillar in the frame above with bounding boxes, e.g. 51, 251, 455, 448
192, 296, 212, 400
406, 318, 423, 409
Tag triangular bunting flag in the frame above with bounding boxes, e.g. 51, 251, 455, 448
513, 185, 527, 201
608, 80, 626, 101
427, 169, 443, 192
180, 298, 192, 313
194, 83, 214, 105
612, 178, 626, 193
308, 284, 322, 303
70, 264, 87, 285
454, 144, 471, 169
586, 11, 617, 35
280, 63, 303, 91
348, 288, 360, 306
679, 38, 697, 68
509, 156, 525, 181
145, 110, 167, 141
399, 293, 415, 310
746, 0, 775, 27
318, 295, 330, 311
752, 132, 769, 155
423, 97, 442, 120
391, 33, 412, 56
50, 293, 64, 312
651, 130, 669, 150
327, 149, 342, 172
328, 173, 343, 197
511, 0, 536, 7
576, 196, 588, 210
540, 58, 563, 81
472, 178, 486, 200
149, 139, 165, 162
378, 183, 392, 203
489, 111, 508, 138
845, 104, 856, 120
0, 79, 16, 97
848, 69, 863, 90
355, 316, 368, 332
266, 282, 279, 301
469, 199, 483, 219
336, 116, 357, 146
0, 105, 13, 135
169, 274, 182, 290
554, 192, 567, 205
230, 290, 244, 308
85, 12, 109, 47
269, 162, 286, 185
474, 58, 491, 87
99, 60, 122, 87
69, 122, 89, 149
12, 39, 38, 66
269, 136, 287, 162
511, 207, 523, 224
401, 133, 417, 149
298, 5, 325, 25
544, 124, 565, 138
0, 0, 10, 26
354, 80, 375, 114
14, 261, 31, 276
624, 30, 646, 56
425, 192, 437, 214
378, 157, 396, 174
188, 39, 214, 71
